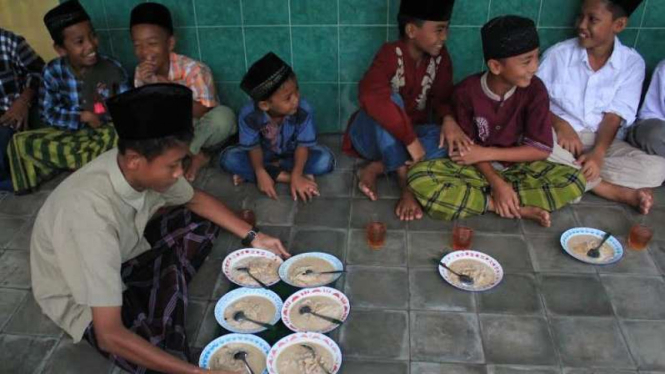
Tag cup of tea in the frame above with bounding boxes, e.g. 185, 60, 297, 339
452, 220, 473, 250
366, 216, 387, 250
627, 223, 653, 251
238, 209, 256, 227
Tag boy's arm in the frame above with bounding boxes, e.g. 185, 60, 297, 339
451, 144, 549, 165
290, 146, 319, 202
475, 162, 522, 218
577, 112, 622, 181
248, 146, 278, 199
192, 101, 212, 119
39, 66, 83, 130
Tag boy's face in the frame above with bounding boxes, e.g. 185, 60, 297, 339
410, 20, 450, 57
131, 24, 174, 70
577, 0, 626, 50
135, 142, 189, 193
490, 48, 540, 88
55, 21, 99, 69
260, 77, 301, 117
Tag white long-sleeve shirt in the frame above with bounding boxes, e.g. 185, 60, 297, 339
638, 59, 665, 122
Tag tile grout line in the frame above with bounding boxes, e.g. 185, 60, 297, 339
532, 273, 566, 371
99, 0, 116, 57
634, 0, 649, 49
239, 0, 249, 72
337, 0, 342, 132
537, 0, 545, 27
287, 0, 294, 66
385, 0, 390, 41
191, 0, 203, 61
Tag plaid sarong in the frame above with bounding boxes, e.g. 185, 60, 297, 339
7, 124, 117, 194
407, 159, 586, 220
83, 208, 220, 374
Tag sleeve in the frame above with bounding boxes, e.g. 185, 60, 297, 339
536, 44, 569, 120
522, 79, 554, 151
134, 65, 144, 88
295, 100, 317, 147
238, 104, 261, 150
358, 44, 417, 145
430, 48, 454, 120
39, 63, 82, 130
13, 35, 45, 91
51, 205, 123, 307
109, 57, 131, 94
605, 53, 645, 126
452, 82, 477, 140
162, 177, 194, 206
637, 60, 665, 121
186, 62, 218, 108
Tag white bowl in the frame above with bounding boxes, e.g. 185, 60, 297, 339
223, 248, 283, 287
214, 287, 283, 334
267, 332, 342, 374
199, 333, 270, 373
281, 287, 350, 333
279, 252, 344, 288
560, 227, 623, 265
438, 250, 504, 292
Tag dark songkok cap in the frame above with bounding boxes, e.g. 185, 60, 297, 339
608, 0, 643, 17
399, 0, 455, 21
43, 0, 90, 42
241, 52, 293, 101
481, 15, 539, 62
107, 84, 193, 140
130, 2, 174, 35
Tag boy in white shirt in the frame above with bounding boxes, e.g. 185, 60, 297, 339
537, 0, 665, 214
626, 59, 665, 157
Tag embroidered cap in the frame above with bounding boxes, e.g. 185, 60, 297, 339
398, 0, 455, 21
481, 15, 539, 62
241, 52, 293, 101
43, 0, 91, 42
130, 2, 174, 35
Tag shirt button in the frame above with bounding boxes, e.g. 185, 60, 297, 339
495, 125, 501, 130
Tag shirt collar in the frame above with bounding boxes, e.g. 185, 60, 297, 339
480, 71, 517, 102
108, 149, 146, 211
575, 36, 624, 70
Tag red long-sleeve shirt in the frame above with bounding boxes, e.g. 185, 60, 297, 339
343, 39, 454, 156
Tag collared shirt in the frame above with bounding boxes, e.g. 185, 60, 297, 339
135, 52, 219, 108
638, 59, 665, 122
537, 37, 645, 133
454, 72, 553, 153
0, 28, 45, 111
30, 149, 194, 342
40, 55, 129, 130
238, 99, 317, 155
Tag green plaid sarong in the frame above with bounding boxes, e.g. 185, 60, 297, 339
8, 125, 117, 194
407, 159, 586, 221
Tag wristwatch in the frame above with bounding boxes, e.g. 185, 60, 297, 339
241, 227, 260, 247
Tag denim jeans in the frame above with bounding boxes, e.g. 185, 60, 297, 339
0, 125, 15, 191
347, 94, 447, 172
219, 144, 336, 182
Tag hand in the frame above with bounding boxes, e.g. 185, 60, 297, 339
0, 98, 30, 131
490, 179, 521, 219
449, 144, 489, 165
440, 116, 473, 153
405, 138, 426, 166
251, 232, 291, 259
80, 111, 102, 129
576, 150, 604, 182
256, 169, 278, 199
137, 60, 159, 83
555, 120, 583, 156
290, 174, 319, 202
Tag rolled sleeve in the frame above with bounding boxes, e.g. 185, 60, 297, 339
522, 78, 554, 152
606, 55, 645, 126
296, 100, 317, 147
238, 104, 261, 150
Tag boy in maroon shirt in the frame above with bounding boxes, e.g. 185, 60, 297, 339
342, 0, 471, 221
408, 16, 586, 227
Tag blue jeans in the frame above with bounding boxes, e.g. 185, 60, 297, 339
219, 144, 336, 182
0, 125, 15, 191
348, 94, 447, 172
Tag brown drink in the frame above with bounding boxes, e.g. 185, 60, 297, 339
627, 224, 653, 251
452, 225, 473, 250
239, 209, 256, 227
366, 221, 387, 250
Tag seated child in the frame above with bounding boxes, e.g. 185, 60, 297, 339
537, 0, 665, 214
7, 0, 129, 194
130, 2, 237, 181
219, 52, 335, 202
0, 27, 45, 191
408, 16, 586, 227
626, 59, 665, 157
342, 0, 470, 221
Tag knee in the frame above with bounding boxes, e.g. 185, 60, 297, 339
218, 146, 245, 170
206, 106, 238, 132
308, 146, 336, 175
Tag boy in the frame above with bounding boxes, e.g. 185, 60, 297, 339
219, 52, 335, 202
0, 27, 45, 191
408, 16, 586, 226
7, 0, 129, 194
537, 0, 665, 214
31, 83, 287, 374
626, 59, 665, 157
130, 2, 237, 182
342, 0, 471, 221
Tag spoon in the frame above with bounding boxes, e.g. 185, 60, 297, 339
438, 261, 474, 285
587, 232, 612, 259
233, 351, 255, 374
299, 305, 344, 325
301, 269, 346, 276
300, 344, 332, 374
236, 267, 269, 289
232, 311, 275, 330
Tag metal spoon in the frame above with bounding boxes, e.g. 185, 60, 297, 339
587, 232, 612, 259
300, 344, 332, 374
438, 261, 474, 285
232, 311, 275, 330
299, 305, 344, 325
301, 269, 346, 276
233, 351, 255, 374
236, 267, 269, 289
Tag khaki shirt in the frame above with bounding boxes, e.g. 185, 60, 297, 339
30, 149, 194, 342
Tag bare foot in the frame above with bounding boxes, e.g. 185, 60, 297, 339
632, 188, 654, 215
357, 161, 383, 201
185, 152, 210, 182
305, 174, 315, 182
232, 174, 244, 186
276, 171, 291, 183
520, 206, 551, 227
395, 190, 424, 221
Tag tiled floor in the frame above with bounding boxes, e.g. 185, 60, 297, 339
1, 135, 665, 374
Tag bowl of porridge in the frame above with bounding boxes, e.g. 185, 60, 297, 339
279, 252, 344, 288
199, 333, 270, 373
561, 227, 623, 265
215, 287, 283, 334
267, 332, 342, 374
438, 250, 504, 292
281, 287, 350, 333
223, 248, 283, 287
